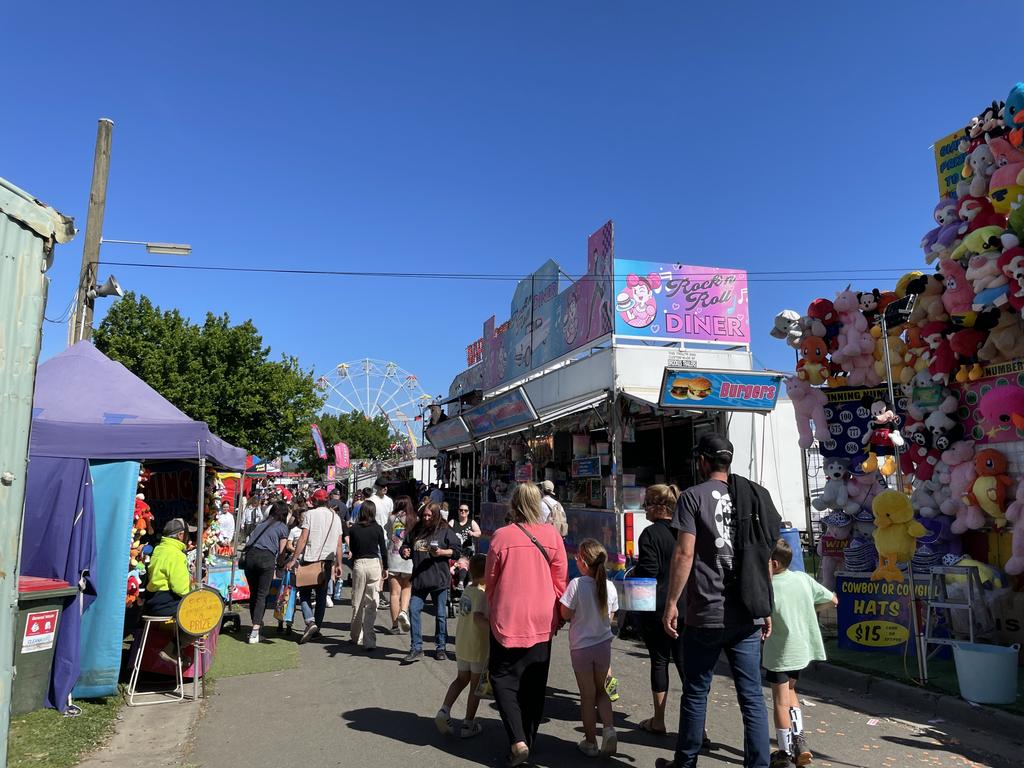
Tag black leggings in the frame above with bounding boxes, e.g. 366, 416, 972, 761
640, 614, 684, 693
243, 548, 277, 627
489, 634, 552, 750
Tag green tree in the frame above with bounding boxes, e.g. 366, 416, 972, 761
94, 292, 323, 459
295, 410, 396, 474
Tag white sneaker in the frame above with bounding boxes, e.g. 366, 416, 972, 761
326, 596, 334, 607
577, 739, 599, 758
434, 708, 453, 735
397, 611, 410, 633
247, 628, 260, 645
600, 726, 618, 756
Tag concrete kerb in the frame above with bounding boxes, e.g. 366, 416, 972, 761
804, 660, 1023, 735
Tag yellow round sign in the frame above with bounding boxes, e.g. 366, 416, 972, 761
175, 587, 224, 637
846, 620, 909, 648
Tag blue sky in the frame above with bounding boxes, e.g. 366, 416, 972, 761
6, 3, 1019, 408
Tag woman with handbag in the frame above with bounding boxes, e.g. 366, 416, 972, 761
242, 500, 291, 644
284, 488, 344, 644
485, 483, 568, 767
387, 495, 417, 634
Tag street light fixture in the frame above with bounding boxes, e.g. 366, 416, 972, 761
100, 238, 192, 256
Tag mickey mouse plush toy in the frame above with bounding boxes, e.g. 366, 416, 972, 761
861, 395, 905, 476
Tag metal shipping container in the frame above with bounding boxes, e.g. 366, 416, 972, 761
0, 177, 74, 757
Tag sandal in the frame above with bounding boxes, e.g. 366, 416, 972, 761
638, 718, 668, 735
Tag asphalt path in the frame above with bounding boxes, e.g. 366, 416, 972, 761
192, 597, 1019, 768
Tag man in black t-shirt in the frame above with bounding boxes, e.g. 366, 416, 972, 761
658, 434, 772, 768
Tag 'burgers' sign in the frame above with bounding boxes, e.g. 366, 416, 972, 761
659, 368, 783, 412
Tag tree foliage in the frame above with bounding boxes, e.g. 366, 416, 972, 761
295, 410, 395, 474
94, 292, 323, 459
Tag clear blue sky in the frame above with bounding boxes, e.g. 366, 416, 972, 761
7, 3, 1018, 404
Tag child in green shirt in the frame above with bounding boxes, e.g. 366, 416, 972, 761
764, 538, 837, 768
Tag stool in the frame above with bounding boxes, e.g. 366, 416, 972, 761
126, 616, 185, 706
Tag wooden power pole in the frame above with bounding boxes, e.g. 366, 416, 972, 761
70, 118, 113, 344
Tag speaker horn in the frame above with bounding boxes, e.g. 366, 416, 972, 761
89, 275, 124, 299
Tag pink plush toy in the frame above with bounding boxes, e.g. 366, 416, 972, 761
1004, 479, 1024, 575
938, 259, 975, 316
846, 471, 883, 514
785, 376, 828, 450
939, 441, 986, 533
832, 289, 879, 386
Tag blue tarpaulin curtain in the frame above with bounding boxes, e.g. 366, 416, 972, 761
73, 460, 139, 699
20, 457, 96, 712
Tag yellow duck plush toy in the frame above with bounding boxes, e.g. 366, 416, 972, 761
870, 490, 927, 583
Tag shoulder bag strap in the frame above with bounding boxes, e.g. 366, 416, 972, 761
515, 523, 551, 565
246, 519, 274, 549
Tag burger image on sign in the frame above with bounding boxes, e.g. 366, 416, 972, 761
669, 376, 712, 400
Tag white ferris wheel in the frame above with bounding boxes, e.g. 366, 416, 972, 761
315, 359, 433, 449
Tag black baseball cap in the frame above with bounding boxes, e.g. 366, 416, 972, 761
695, 433, 734, 460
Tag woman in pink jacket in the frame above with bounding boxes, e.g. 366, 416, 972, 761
486, 483, 568, 767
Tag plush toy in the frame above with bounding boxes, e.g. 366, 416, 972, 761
770, 309, 804, 348
796, 336, 830, 385
833, 289, 879, 386
938, 260, 974, 319
811, 457, 858, 514
1003, 479, 1024, 575
1005, 82, 1024, 147
963, 143, 998, 198
870, 490, 926, 583
904, 420, 942, 484
957, 196, 1005, 237
857, 288, 882, 325
997, 246, 1024, 311
806, 298, 840, 349
907, 273, 948, 326
786, 376, 828, 450
921, 321, 956, 384
861, 396, 904, 476
846, 470, 883, 514
939, 442, 985, 534
987, 161, 1024, 214
967, 448, 1013, 528
911, 476, 944, 519
962, 101, 1008, 151
817, 511, 853, 591
978, 383, 1024, 437
923, 409, 964, 452
949, 326, 988, 382
905, 371, 958, 422
922, 199, 963, 263
899, 327, 930, 385
978, 308, 1024, 363
873, 330, 906, 382
949, 225, 1004, 265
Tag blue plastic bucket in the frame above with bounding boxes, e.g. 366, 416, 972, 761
952, 642, 1020, 704
621, 578, 657, 612
780, 527, 805, 572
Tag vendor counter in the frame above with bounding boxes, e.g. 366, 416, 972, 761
479, 501, 621, 562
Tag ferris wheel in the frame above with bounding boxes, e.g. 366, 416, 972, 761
315, 359, 434, 446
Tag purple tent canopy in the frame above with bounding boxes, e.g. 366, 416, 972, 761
30, 342, 246, 468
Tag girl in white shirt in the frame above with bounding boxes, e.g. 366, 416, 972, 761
559, 538, 619, 758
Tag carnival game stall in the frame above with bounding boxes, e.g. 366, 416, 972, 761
22, 342, 246, 711
770, 83, 1024, 699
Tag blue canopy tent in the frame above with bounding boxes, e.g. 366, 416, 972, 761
22, 342, 245, 710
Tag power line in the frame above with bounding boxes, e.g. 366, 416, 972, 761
100, 260, 924, 283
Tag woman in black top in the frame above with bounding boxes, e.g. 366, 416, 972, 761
242, 501, 291, 645
634, 484, 686, 735
345, 500, 389, 650
448, 502, 481, 588
399, 502, 458, 662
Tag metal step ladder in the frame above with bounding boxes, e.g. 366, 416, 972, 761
923, 565, 994, 653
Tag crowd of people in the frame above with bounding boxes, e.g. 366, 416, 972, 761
222, 435, 835, 768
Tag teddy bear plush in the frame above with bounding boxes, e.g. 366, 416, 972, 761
978, 308, 1024, 363
939, 441, 987, 533
785, 376, 828, 450
907, 273, 949, 326
873, 329, 906, 382
832, 289, 879, 386
911, 476, 944, 518
1003, 478, 1024, 575
846, 470, 883, 515
870, 490, 927, 583
812, 457, 859, 514
817, 511, 853, 591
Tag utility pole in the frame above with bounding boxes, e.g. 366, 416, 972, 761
69, 118, 113, 345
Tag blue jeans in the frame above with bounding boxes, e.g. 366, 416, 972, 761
298, 578, 329, 626
409, 587, 447, 651
674, 623, 770, 768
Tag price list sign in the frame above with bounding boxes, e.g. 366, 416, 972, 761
835, 572, 932, 655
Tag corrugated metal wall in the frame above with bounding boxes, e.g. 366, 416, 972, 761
0, 178, 73, 754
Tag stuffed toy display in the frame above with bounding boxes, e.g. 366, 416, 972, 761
769, 79, 1024, 585
786, 376, 828, 450
871, 490, 927, 583
817, 511, 853, 590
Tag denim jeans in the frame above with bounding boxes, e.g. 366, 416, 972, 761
674, 623, 770, 768
409, 587, 447, 651
298, 578, 329, 626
